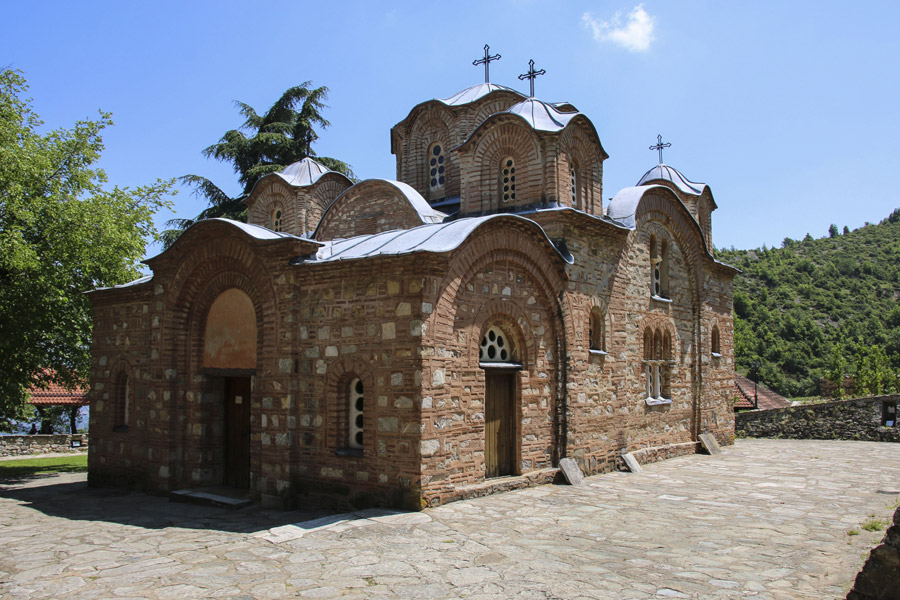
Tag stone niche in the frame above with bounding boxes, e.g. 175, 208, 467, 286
203, 288, 257, 370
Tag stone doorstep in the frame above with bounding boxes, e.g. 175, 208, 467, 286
257, 507, 433, 544
169, 488, 254, 509
438, 468, 559, 504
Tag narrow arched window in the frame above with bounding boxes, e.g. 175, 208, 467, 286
500, 157, 516, 203
570, 163, 579, 207
114, 371, 129, 431
348, 377, 364, 450
272, 208, 283, 232
428, 143, 446, 191
589, 309, 605, 353
650, 235, 669, 298
711, 325, 721, 357
660, 240, 669, 298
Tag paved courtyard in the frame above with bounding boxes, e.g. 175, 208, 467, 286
1, 439, 898, 599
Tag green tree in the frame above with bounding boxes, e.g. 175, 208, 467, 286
853, 345, 897, 397
162, 83, 354, 248
828, 223, 839, 238
826, 344, 848, 399
0, 69, 173, 428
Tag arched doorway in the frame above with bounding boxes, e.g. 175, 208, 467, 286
203, 288, 257, 488
480, 326, 519, 478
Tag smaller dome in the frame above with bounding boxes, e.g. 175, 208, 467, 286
276, 157, 332, 187
439, 83, 524, 106
637, 164, 707, 196
505, 98, 578, 132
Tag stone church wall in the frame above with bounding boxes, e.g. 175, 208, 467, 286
88, 285, 156, 489
418, 223, 566, 505
700, 267, 737, 444
286, 256, 429, 509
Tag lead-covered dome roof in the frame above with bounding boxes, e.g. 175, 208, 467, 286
276, 157, 333, 187
438, 83, 525, 106
637, 164, 708, 196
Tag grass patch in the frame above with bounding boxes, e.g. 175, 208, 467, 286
861, 517, 887, 532
847, 528, 860, 536
0, 454, 88, 479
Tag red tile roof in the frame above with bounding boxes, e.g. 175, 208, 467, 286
734, 374, 791, 411
28, 377, 89, 407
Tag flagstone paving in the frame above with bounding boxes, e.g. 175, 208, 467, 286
1, 438, 898, 599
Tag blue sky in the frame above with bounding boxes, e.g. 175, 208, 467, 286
4, 1, 899, 255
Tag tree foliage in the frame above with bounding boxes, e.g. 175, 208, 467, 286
719, 211, 900, 398
162, 83, 354, 248
0, 69, 173, 428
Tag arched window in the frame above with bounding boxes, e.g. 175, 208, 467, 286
650, 236, 669, 299
499, 157, 516, 203
114, 371, 129, 431
348, 377, 364, 450
642, 327, 672, 405
711, 325, 721, 357
480, 326, 513, 362
570, 163, 579, 207
272, 207, 283, 232
589, 309, 606, 353
428, 143, 446, 191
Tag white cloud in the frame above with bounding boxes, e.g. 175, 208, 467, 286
583, 4, 655, 53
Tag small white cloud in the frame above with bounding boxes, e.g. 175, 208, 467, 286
583, 4, 655, 53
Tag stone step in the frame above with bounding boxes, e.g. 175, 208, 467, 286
169, 488, 253, 509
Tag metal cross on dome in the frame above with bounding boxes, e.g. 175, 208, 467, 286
649, 134, 671, 165
518, 59, 546, 98
473, 44, 501, 84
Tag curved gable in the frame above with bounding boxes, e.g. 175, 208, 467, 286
392, 87, 526, 204
246, 167, 352, 236
314, 179, 447, 241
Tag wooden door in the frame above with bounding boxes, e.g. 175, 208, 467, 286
224, 377, 251, 488
485, 372, 516, 478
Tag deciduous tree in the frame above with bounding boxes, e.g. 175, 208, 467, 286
0, 69, 173, 428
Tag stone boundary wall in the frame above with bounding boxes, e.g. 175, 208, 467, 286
0, 434, 89, 457
735, 395, 899, 443
847, 506, 900, 599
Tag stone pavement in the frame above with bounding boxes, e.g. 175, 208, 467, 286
1, 439, 898, 600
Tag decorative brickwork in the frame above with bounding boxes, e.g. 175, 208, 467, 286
245, 170, 352, 237
88, 80, 736, 509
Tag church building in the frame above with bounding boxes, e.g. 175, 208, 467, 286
87, 58, 737, 509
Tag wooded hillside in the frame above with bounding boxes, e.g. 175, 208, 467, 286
717, 208, 900, 398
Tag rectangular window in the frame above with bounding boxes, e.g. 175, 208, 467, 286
882, 401, 897, 427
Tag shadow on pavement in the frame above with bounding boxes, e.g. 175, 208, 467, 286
0, 472, 337, 534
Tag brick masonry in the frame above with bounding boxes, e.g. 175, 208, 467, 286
736, 395, 900, 443
88, 84, 737, 509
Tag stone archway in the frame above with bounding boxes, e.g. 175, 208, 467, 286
203, 287, 258, 489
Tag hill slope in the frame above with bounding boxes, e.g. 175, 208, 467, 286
717, 209, 900, 397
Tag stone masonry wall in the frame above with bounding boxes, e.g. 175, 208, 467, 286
736, 395, 900, 442
0, 434, 88, 457
89, 221, 431, 510
419, 221, 566, 505
392, 91, 523, 204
